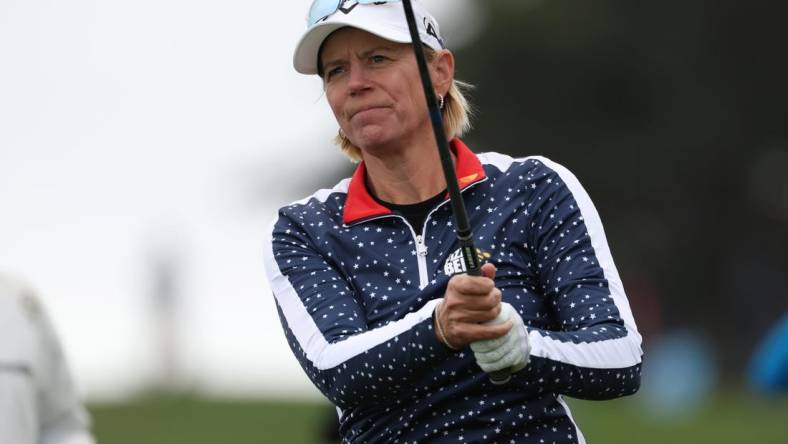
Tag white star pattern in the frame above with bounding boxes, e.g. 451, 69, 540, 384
265, 154, 641, 443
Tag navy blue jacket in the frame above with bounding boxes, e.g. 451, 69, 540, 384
264, 139, 643, 443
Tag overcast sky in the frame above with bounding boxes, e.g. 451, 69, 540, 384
0, 0, 483, 401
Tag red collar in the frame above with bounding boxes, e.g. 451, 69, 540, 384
343, 138, 486, 225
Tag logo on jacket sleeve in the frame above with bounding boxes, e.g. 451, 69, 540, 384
443, 247, 492, 276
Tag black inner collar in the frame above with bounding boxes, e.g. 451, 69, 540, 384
372, 188, 447, 232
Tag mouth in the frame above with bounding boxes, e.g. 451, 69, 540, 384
350, 105, 387, 119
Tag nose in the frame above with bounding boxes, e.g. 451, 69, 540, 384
347, 61, 371, 97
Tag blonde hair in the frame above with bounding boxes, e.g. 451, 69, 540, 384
332, 48, 474, 163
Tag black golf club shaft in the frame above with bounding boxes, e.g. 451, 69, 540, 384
400, 0, 511, 385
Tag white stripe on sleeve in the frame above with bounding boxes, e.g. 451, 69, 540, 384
478, 152, 643, 369
263, 218, 441, 371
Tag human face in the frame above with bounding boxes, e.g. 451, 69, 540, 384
320, 28, 446, 155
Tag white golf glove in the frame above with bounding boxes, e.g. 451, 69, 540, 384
471, 302, 530, 374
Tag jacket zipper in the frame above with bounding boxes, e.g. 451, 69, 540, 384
410, 201, 451, 290
414, 234, 429, 289
346, 178, 490, 290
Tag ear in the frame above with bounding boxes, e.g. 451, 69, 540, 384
430, 49, 455, 96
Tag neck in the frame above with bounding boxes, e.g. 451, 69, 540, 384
362, 133, 452, 205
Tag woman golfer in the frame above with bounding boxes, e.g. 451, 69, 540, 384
263, 1, 643, 442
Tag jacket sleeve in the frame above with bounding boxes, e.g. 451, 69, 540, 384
516, 158, 643, 400
262, 205, 455, 410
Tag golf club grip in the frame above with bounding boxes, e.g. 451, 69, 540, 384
459, 237, 482, 276
459, 239, 513, 385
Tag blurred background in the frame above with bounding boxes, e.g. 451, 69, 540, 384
1, 0, 786, 442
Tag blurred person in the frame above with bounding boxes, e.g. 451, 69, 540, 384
748, 313, 788, 393
638, 330, 717, 417
0, 275, 95, 444
263, 1, 643, 442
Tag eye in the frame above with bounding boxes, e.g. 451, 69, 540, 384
370, 54, 387, 64
326, 65, 345, 80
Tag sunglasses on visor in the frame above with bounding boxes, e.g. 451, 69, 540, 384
307, 0, 402, 27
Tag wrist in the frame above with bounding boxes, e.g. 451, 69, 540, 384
435, 302, 460, 350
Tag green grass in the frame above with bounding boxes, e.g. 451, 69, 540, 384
89, 392, 788, 443
89, 396, 331, 444
568, 393, 788, 444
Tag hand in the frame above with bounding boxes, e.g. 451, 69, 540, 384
434, 263, 511, 349
471, 302, 530, 374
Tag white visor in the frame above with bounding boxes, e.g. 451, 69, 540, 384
293, 1, 445, 75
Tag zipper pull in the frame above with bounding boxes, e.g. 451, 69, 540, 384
415, 235, 428, 256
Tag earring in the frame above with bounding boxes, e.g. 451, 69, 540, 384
437, 94, 445, 110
